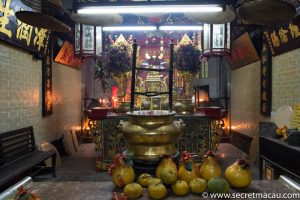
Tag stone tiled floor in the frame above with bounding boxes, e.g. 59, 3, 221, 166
35, 143, 259, 182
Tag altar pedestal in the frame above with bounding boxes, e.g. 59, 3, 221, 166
89, 113, 216, 169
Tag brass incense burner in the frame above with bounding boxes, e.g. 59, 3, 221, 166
118, 110, 184, 161
174, 99, 194, 115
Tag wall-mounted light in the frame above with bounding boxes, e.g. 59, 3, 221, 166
78, 4, 223, 15
159, 26, 203, 31
103, 26, 157, 31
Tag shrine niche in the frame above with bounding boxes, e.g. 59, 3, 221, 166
103, 31, 202, 105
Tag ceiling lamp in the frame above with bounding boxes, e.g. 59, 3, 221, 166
133, 13, 167, 18
76, 1, 223, 14
159, 26, 203, 31
185, 5, 236, 24
74, 24, 102, 58
71, 13, 123, 26
237, 0, 295, 25
16, 0, 71, 33
103, 26, 157, 31
203, 23, 230, 56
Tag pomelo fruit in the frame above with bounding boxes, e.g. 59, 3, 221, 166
207, 177, 229, 193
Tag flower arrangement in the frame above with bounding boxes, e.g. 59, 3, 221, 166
107, 38, 132, 76
175, 44, 200, 73
94, 34, 133, 93
175, 34, 200, 73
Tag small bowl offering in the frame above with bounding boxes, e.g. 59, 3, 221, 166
88, 107, 111, 120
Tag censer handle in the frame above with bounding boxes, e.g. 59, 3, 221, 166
118, 120, 128, 131
176, 119, 185, 130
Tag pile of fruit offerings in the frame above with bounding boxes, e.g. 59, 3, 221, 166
110, 151, 253, 199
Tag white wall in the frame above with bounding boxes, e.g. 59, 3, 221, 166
0, 41, 82, 143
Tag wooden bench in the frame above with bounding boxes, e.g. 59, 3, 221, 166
0, 127, 56, 192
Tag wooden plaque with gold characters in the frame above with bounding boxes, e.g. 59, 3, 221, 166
260, 43, 272, 116
42, 41, 53, 116
264, 21, 300, 56
0, 0, 50, 57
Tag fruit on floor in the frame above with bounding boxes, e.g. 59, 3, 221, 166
189, 178, 207, 194
171, 180, 189, 196
109, 154, 135, 187
156, 155, 177, 178
148, 178, 162, 186
208, 177, 230, 194
276, 126, 288, 140
160, 167, 178, 185
225, 158, 253, 188
138, 173, 152, 187
148, 183, 167, 200
199, 151, 222, 181
123, 183, 143, 199
178, 151, 199, 184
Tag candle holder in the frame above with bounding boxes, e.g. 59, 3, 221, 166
88, 107, 111, 120
142, 96, 167, 110
194, 84, 209, 108
174, 99, 194, 115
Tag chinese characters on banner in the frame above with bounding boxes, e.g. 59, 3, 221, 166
291, 104, 300, 130
260, 44, 272, 116
0, 0, 50, 56
264, 22, 300, 56
54, 41, 82, 69
42, 42, 53, 116
227, 32, 260, 70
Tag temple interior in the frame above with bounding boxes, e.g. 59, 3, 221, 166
0, 0, 300, 199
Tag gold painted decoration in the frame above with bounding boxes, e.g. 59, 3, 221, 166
179, 34, 192, 46
0, 0, 14, 38
115, 34, 128, 45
